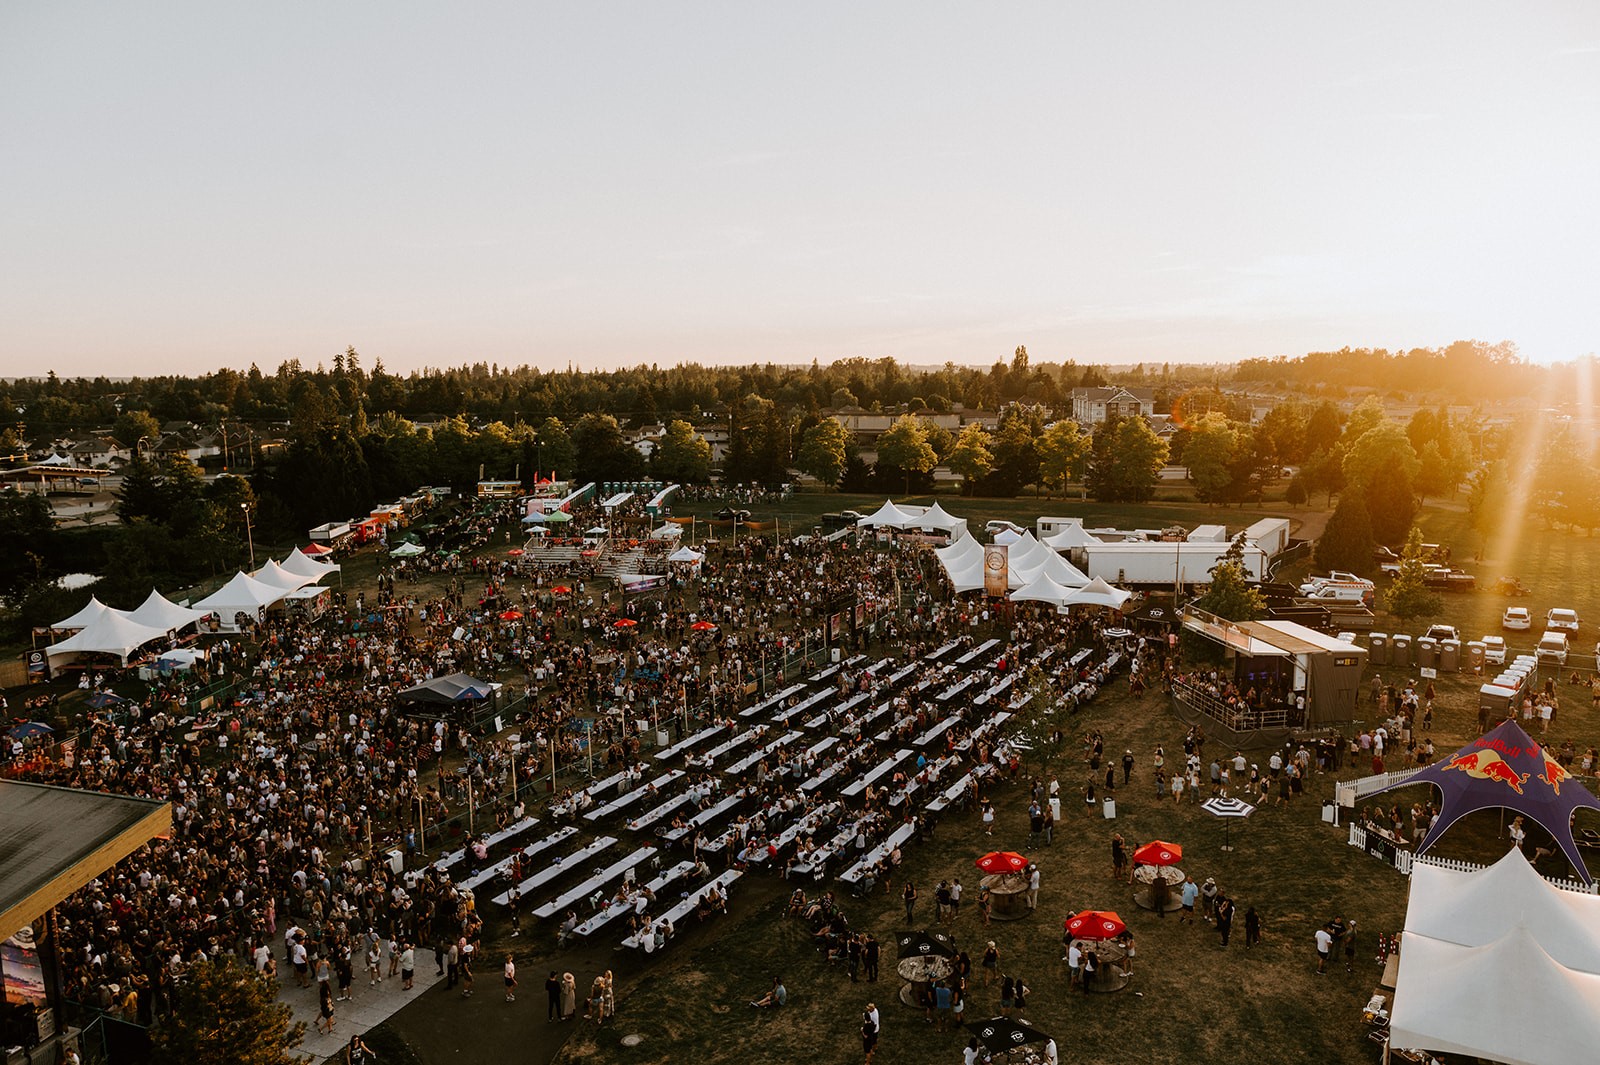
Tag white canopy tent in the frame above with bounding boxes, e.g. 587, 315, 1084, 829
857, 500, 918, 529
1045, 525, 1103, 550
1059, 576, 1134, 610
46, 610, 170, 667
936, 536, 983, 569
992, 528, 1023, 546
1009, 572, 1079, 607
52, 596, 115, 632
282, 546, 341, 578
1387, 848, 1600, 1064
391, 542, 427, 557
125, 589, 211, 633
1009, 551, 1091, 590
195, 571, 290, 630
667, 546, 704, 564
942, 557, 987, 594
1389, 925, 1600, 1065
253, 559, 318, 591
915, 502, 968, 537
650, 524, 683, 540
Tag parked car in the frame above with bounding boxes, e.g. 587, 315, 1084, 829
985, 519, 1025, 535
1547, 608, 1581, 633
1494, 576, 1531, 596
1482, 636, 1507, 666
1536, 631, 1570, 665
1502, 607, 1532, 631
839, 510, 865, 521
1422, 624, 1459, 643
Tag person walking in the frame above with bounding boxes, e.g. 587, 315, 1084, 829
862, 1006, 879, 1064
316, 980, 336, 1035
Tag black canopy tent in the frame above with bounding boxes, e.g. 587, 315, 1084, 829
397, 672, 496, 706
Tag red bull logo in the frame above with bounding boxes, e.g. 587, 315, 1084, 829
1540, 752, 1571, 795
1445, 748, 1529, 794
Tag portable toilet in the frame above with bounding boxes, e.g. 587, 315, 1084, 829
1369, 633, 1389, 666
1478, 683, 1517, 722
1392, 634, 1412, 666
1415, 637, 1438, 669
1440, 639, 1461, 673
1467, 641, 1486, 674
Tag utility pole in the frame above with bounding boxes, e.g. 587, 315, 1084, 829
241, 503, 256, 568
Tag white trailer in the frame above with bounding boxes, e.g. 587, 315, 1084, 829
309, 521, 352, 545
1081, 540, 1268, 587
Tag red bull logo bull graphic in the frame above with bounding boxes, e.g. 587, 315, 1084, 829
1444, 748, 1529, 794
1538, 750, 1572, 795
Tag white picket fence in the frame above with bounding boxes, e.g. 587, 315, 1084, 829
1333, 767, 1424, 810
1346, 823, 1599, 894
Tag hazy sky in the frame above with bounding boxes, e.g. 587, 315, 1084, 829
2, 3, 1597, 376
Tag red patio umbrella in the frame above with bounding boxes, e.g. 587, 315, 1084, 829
499, 610, 523, 621
613, 618, 638, 629
975, 851, 1030, 875
1131, 840, 1183, 866
507, 548, 525, 556
301, 542, 333, 555
552, 585, 571, 595
689, 620, 717, 631
1063, 910, 1126, 941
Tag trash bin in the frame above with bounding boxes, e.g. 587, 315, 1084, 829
1103, 797, 1116, 820
1467, 641, 1486, 674
1369, 633, 1389, 666
656, 730, 670, 748
1441, 639, 1461, 672
1415, 637, 1438, 669
1392, 634, 1412, 666
387, 848, 404, 875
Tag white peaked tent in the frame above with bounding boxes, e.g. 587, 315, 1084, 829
52, 596, 115, 632
254, 559, 318, 591
37, 453, 72, 466
282, 547, 341, 578
196, 571, 289, 628
1060, 576, 1133, 610
992, 528, 1023, 546
667, 546, 704, 563
1009, 572, 1078, 607
47, 610, 169, 666
1010, 551, 1091, 591
126, 589, 211, 633
917, 502, 967, 536
650, 524, 683, 540
1405, 849, 1600, 973
1045, 525, 1103, 550
858, 500, 917, 528
943, 557, 987, 594
1389, 925, 1600, 1065
936, 536, 983, 568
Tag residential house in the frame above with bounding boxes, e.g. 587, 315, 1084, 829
1069, 387, 1156, 425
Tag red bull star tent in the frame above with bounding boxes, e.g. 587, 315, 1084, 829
1369, 719, 1600, 883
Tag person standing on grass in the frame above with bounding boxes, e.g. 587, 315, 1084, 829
978, 885, 992, 925
546, 971, 561, 1021
1244, 907, 1262, 949
1343, 919, 1358, 972
1179, 876, 1198, 923
504, 955, 517, 1002
1027, 864, 1041, 911
1111, 833, 1128, 881
950, 878, 963, 920
903, 881, 917, 924
982, 941, 1000, 986
862, 1010, 879, 1064
1315, 924, 1334, 973
1216, 896, 1235, 947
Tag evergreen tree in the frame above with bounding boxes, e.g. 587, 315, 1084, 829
1385, 527, 1444, 620
1192, 535, 1267, 621
1315, 490, 1376, 575
150, 959, 305, 1065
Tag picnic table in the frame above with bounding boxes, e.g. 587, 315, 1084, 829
913, 715, 960, 748
727, 731, 803, 777
627, 791, 697, 833
741, 682, 807, 719
955, 711, 1012, 753
622, 869, 742, 950
789, 823, 858, 879
551, 768, 630, 818
693, 725, 765, 768
586, 770, 686, 821
927, 639, 962, 662
458, 826, 578, 894
570, 859, 696, 938
434, 814, 541, 874
661, 788, 750, 843
839, 821, 917, 887
843, 750, 913, 799
490, 835, 617, 906
955, 638, 1001, 667
533, 844, 659, 919
654, 724, 726, 762
927, 763, 995, 814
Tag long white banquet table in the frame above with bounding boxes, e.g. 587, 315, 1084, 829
533, 844, 659, 919
655, 724, 725, 762
842, 749, 912, 799
458, 826, 577, 894
586, 770, 686, 821
571, 860, 696, 938
490, 835, 617, 906
434, 814, 540, 874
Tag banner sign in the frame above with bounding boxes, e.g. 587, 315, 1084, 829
983, 544, 1009, 598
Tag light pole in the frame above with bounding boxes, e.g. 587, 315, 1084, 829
241, 503, 255, 568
